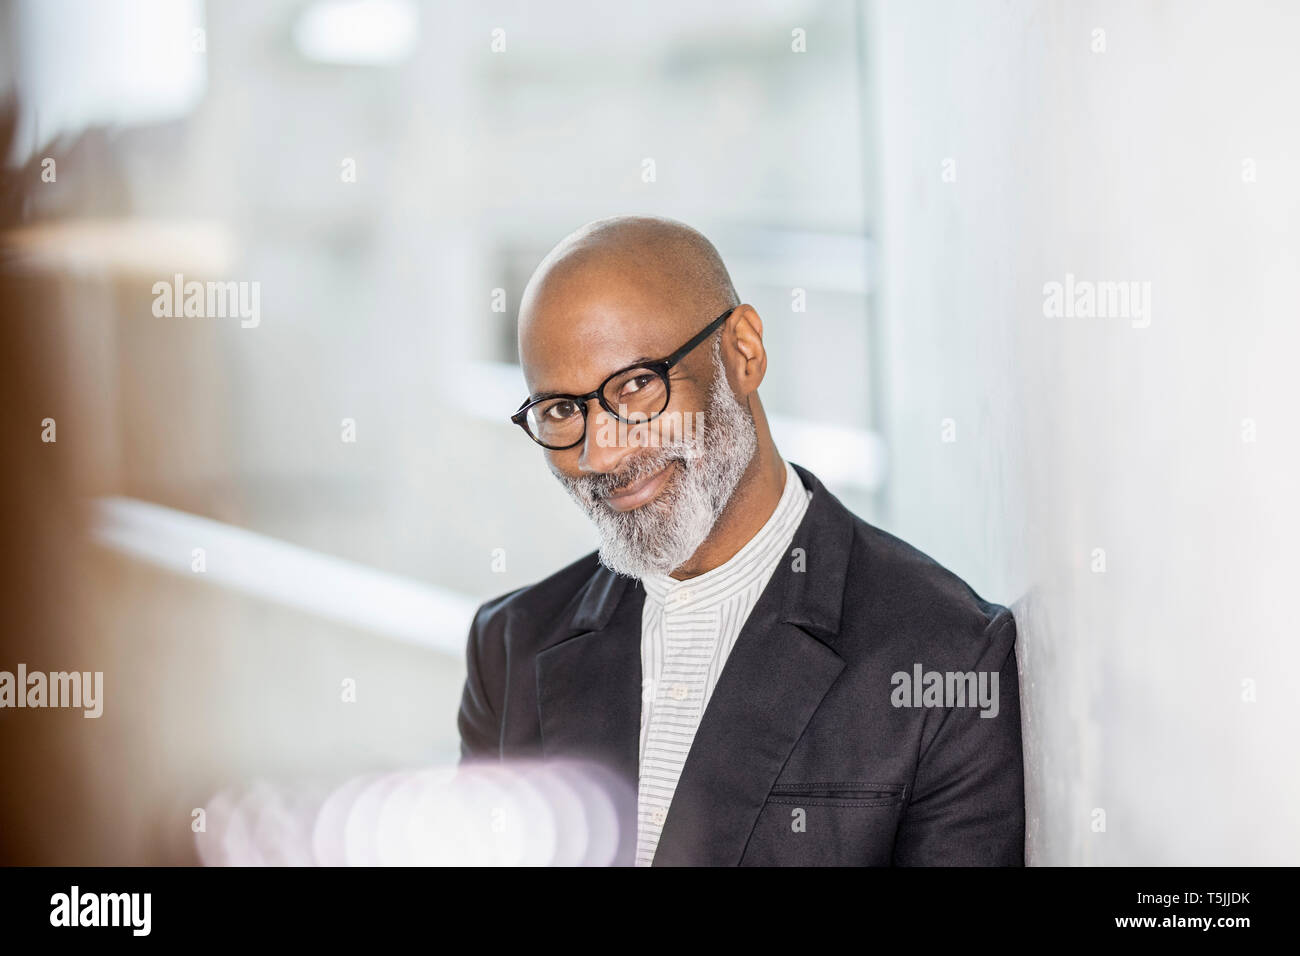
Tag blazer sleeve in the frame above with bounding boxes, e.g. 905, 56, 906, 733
892, 608, 1027, 866
456, 601, 506, 764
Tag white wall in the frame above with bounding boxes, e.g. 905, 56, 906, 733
870, 0, 1300, 864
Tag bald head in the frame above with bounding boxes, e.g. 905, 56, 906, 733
517, 216, 739, 393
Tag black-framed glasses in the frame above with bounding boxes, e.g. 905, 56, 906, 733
510, 306, 736, 450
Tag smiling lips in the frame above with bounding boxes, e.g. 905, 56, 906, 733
603, 460, 678, 512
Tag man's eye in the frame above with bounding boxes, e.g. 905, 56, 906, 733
619, 374, 655, 397
543, 400, 578, 421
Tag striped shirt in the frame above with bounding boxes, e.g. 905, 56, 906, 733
634, 458, 812, 866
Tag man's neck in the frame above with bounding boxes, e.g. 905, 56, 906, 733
668, 444, 788, 581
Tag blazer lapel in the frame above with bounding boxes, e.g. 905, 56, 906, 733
651, 463, 856, 866
649, 619, 845, 866
535, 565, 645, 863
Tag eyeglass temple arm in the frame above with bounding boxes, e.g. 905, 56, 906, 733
661, 306, 735, 368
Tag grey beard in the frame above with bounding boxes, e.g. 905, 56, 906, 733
553, 342, 758, 580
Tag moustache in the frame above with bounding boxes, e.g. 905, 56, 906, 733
573, 448, 691, 502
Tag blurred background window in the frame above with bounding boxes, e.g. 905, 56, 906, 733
0, 0, 882, 820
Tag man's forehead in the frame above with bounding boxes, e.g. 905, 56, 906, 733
516, 219, 730, 396
519, 295, 685, 396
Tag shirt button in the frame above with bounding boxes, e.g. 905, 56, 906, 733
650, 807, 667, 826
670, 683, 689, 701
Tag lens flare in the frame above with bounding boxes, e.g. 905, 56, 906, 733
197, 758, 634, 866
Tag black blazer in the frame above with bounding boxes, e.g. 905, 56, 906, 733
457, 463, 1026, 866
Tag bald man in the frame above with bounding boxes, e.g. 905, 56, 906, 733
457, 216, 1025, 866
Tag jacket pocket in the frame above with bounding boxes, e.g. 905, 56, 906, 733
764, 782, 907, 807
741, 783, 908, 865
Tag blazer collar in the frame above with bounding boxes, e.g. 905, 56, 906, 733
536, 461, 858, 865
774, 462, 855, 639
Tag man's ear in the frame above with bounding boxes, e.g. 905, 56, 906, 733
726, 305, 766, 395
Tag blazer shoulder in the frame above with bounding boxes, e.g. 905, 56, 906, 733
852, 519, 1015, 656
471, 548, 604, 631
458, 551, 607, 761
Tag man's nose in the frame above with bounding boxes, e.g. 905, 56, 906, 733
578, 402, 636, 474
